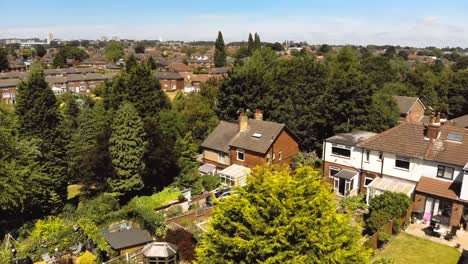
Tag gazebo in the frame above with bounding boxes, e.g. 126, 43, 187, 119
140, 242, 179, 264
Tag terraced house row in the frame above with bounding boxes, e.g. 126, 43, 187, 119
0, 68, 116, 104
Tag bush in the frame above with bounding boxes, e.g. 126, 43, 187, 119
367, 210, 392, 234
76, 251, 97, 264
202, 174, 220, 191
392, 219, 401, 234
340, 194, 368, 211
76, 193, 122, 225
166, 205, 184, 218
378, 231, 391, 248
367, 191, 411, 233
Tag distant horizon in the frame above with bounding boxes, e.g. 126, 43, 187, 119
2, 0, 468, 48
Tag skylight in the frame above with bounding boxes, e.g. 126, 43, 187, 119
447, 132, 464, 142
252, 133, 262, 138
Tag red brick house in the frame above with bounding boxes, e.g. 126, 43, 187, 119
393, 95, 426, 124
155, 72, 184, 91
200, 110, 300, 186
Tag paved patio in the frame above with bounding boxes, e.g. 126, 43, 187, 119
405, 222, 468, 252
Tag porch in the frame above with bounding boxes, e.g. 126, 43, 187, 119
218, 164, 250, 187
366, 177, 415, 204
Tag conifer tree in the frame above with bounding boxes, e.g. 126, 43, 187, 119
214, 31, 227, 67
0, 48, 9, 71
247, 33, 254, 55
147, 56, 157, 70
109, 101, 146, 195
196, 165, 371, 263
15, 65, 68, 209
175, 132, 203, 195
254, 32, 261, 50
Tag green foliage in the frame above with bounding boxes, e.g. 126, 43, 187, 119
134, 44, 145, 54
109, 102, 146, 195
196, 165, 371, 263
76, 193, 123, 225
125, 53, 138, 71
367, 192, 411, 234
35, 44, 47, 58
214, 31, 227, 67
248, 33, 255, 55
254, 32, 261, 50
105, 41, 125, 63
76, 251, 97, 264
77, 218, 111, 252
166, 205, 184, 218
202, 174, 220, 191
175, 132, 203, 195
0, 249, 12, 264
392, 219, 401, 234
0, 48, 8, 71
53, 45, 88, 67
291, 151, 322, 169
340, 194, 369, 211
378, 231, 391, 245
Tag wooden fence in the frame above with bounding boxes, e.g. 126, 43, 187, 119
364, 209, 412, 250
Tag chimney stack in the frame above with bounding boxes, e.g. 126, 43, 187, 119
426, 112, 441, 140
239, 112, 248, 132
254, 109, 263, 121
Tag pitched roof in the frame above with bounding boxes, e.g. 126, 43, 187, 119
358, 124, 430, 159
201, 121, 238, 153
415, 176, 460, 200
166, 62, 192, 72
142, 242, 178, 258
393, 95, 425, 115
101, 228, 152, 250
230, 119, 286, 154
451, 115, 468, 129
0, 78, 20, 88
155, 71, 183, 80
326, 130, 377, 146
358, 123, 468, 167
208, 67, 229, 74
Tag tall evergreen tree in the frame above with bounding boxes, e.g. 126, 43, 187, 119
125, 53, 138, 72
254, 32, 261, 50
109, 102, 146, 195
247, 33, 254, 55
147, 56, 157, 70
0, 48, 9, 71
15, 65, 68, 212
196, 165, 371, 263
214, 31, 227, 67
174, 132, 203, 195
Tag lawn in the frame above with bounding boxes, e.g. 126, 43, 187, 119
373, 233, 460, 264
67, 184, 83, 200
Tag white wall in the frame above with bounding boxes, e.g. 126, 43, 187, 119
361, 151, 422, 183
323, 142, 363, 170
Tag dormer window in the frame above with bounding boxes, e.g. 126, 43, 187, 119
236, 149, 245, 161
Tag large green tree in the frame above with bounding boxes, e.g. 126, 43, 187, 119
105, 41, 125, 63
196, 165, 371, 263
0, 48, 8, 71
15, 65, 68, 212
109, 101, 146, 195
175, 132, 203, 195
214, 31, 227, 67
254, 32, 261, 50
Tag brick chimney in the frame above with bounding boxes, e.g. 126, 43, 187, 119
425, 112, 441, 140
239, 112, 248, 132
254, 109, 263, 121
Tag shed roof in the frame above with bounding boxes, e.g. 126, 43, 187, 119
101, 228, 152, 250
335, 169, 358, 180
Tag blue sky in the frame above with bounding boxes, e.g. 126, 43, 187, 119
1, 0, 468, 47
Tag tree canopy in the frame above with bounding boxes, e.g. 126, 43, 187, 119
196, 165, 371, 263
104, 41, 125, 63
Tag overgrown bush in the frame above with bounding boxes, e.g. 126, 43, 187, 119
340, 193, 368, 211
366, 191, 411, 234
166, 205, 184, 218
367, 210, 392, 234
76, 251, 96, 264
378, 231, 391, 248
76, 193, 124, 225
202, 174, 220, 191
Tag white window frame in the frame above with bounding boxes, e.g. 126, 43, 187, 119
278, 151, 283, 161
236, 149, 245, 161
331, 144, 351, 158
364, 177, 373, 187
395, 156, 410, 171
437, 165, 454, 180
329, 166, 341, 178
266, 154, 271, 164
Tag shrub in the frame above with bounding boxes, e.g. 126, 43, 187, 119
76, 193, 122, 225
76, 251, 97, 264
340, 194, 368, 211
392, 219, 401, 234
367, 191, 411, 233
378, 231, 391, 248
166, 205, 184, 218
202, 174, 220, 191
367, 210, 392, 234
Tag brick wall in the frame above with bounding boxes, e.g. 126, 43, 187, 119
412, 192, 426, 214
406, 101, 425, 123
451, 201, 464, 227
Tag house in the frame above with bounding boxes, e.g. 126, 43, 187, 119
451, 115, 468, 129
0, 78, 20, 104
165, 62, 192, 73
155, 72, 184, 91
393, 95, 426, 123
101, 226, 153, 255
323, 112, 468, 227
200, 110, 300, 186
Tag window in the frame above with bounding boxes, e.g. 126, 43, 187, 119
447, 132, 464, 142
236, 149, 245, 161
365, 150, 370, 162
272, 153, 276, 160
331, 145, 351, 158
329, 166, 341, 178
437, 165, 454, 180
267, 154, 271, 164
218, 153, 226, 163
348, 179, 354, 192
395, 156, 410, 170
364, 177, 373, 187
278, 151, 283, 161
378, 152, 383, 160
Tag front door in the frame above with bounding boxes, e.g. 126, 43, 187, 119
338, 178, 346, 196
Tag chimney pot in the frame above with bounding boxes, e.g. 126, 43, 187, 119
254, 109, 263, 121
239, 112, 248, 132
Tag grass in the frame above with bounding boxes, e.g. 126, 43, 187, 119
67, 184, 83, 200
373, 233, 460, 264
